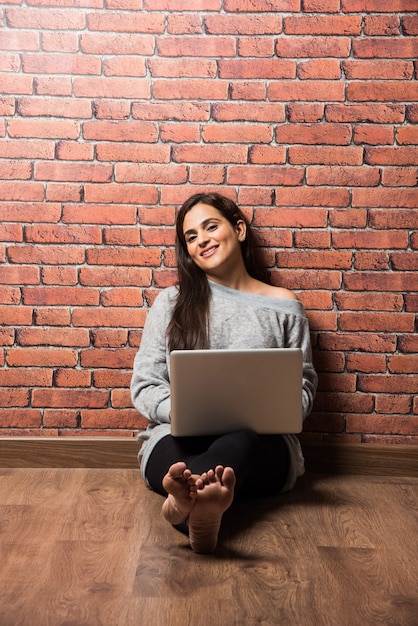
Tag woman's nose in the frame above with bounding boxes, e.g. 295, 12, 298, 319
197, 230, 209, 246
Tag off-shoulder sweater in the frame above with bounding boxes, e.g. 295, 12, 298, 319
131, 281, 317, 492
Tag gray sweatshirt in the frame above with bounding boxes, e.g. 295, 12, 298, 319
131, 280, 318, 492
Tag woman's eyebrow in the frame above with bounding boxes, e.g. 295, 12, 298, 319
184, 217, 221, 237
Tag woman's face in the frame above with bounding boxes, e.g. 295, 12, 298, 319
182, 202, 246, 280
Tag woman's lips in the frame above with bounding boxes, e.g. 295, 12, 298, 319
201, 246, 218, 258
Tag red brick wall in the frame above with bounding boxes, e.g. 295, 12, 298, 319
0, 1, 417, 444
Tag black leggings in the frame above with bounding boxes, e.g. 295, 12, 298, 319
145, 429, 290, 500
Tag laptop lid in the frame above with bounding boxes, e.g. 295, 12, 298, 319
169, 348, 303, 437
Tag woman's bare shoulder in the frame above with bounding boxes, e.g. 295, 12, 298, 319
255, 281, 298, 301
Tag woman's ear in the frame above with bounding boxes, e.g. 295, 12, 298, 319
236, 219, 247, 242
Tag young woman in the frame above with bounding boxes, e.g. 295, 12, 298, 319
131, 192, 317, 554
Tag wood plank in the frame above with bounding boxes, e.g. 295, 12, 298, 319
0, 469, 417, 625
0, 437, 418, 476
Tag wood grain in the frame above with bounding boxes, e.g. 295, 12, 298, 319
0, 469, 417, 625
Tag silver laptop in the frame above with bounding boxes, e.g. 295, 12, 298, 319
169, 348, 303, 437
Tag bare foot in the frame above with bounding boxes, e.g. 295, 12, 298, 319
188, 465, 236, 554
162, 462, 201, 525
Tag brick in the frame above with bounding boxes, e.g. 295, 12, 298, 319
167, 13, 204, 35
87, 12, 165, 33
74, 77, 151, 99
326, 103, 405, 123
189, 165, 226, 184
0, 388, 30, 407
0, 160, 32, 180
0, 409, 42, 429
94, 370, 132, 388
275, 187, 350, 207
84, 184, 158, 204
81, 33, 155, 56
276, 36, 350, 58
9, 245, 85, 265
8, 119, 80, 140
332, 230, 408, 250
346, 353, 386, 373
0, 74, 33, 95
287, 104, 324, 122
339, 312, 414, 333
276, 123, 351, 145
359, 375, 418, 395
388, 355, 418, 374
101, 288, 144, 307
271, 269, 342, 290
213, 103, 285, 123
81, 408, 144, 429
80, 347, 136, 369
224, 0, 299, 9
205, 14, 283, 35
132, 101, 210, 121
32, 389, 110, 409
237, 37, 275, 57
348, 81, 418, 102
345, 272, 418, 292
353, 252, 389, 271
382, 168, 418, 187
91, 329, 128, 348
284, 15, 361, 35
353, 38, 418, 59
294, 230, 330, 249
248, 146, 286, 164
43, 410, 80, 428
404, 294, 418, 312
54, 369, 91, 388
34, 308, 71, 326
25, 225, 102, 244
0, 140, 55, 160
0, 265, 39, 285
354, 125, 394, 145
365, 147, 418, 166
17, 327, 89, 347
63, 204, 137, 224
347, 415, 418, 436
172, 145, 247, 164
0, 30, 39, 51
329, 210, 368, 228
115, 163, 187, 185
56, 142, 94, 161
364, 15, 401, 36
228, 166, 303, 186
375, 395, 412, 414
22, 287, 99, 306
158, 36, 235, 58
0, 181, 44, 202
343, 60, 414, 80
391, 252, 418, 271
230, 82, 267, 101
403, 14, 418, 35
22, 53, 100, 75
277, 250, 352, 269
353, 188, 418, 208
93, 100, 131, 119
289, 146, 363, 165
34, 76, 73, 96
269, 81, 345, 102
103, 227, 140, 246
160, 122, 200, 144
6, 8, 86, 30
0, 368, 52, 387
317, 332, 396, 353
6, 348, 78, 367
219, 59, 295, 79
148, 58, 216, 78
72, 307, 147, 328
307, 166, 380, 187
314, 391, 374, 414
253, 207, 327, 228
80, 267, 151, 287
297, 59, 341, 80
46, 184, 83, 202
303, 0, 340, 11
41, 32, 79, 53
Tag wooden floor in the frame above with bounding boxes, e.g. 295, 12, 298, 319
1, 468, 417, 626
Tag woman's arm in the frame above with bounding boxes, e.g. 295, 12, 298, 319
286, 311, 318, 420
130, 289, 175, 424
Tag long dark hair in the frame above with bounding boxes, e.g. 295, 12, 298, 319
167, 192, 269, 352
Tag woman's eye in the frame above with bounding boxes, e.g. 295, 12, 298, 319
186, 235, 196, 244
207, 223, 217, 232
